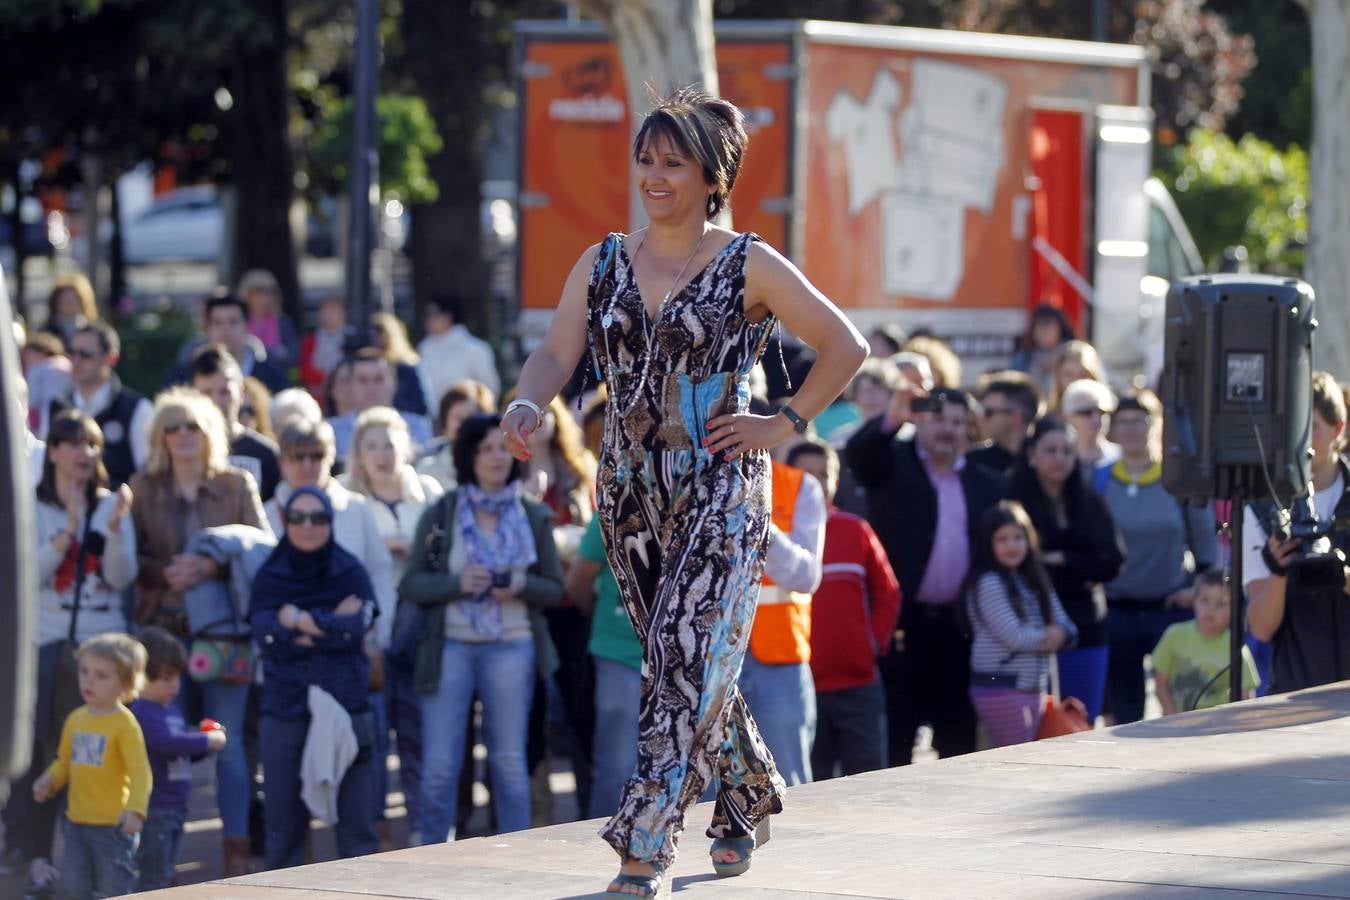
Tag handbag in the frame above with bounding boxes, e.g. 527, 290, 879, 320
1035, 654, 1091, 739
187, 564, 255, 684
47, 517, 93, 749
188, 638, 255, 684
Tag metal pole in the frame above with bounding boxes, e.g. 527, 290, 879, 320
1229, 487, 1246, 704
345, 0, 379, 346
1091, 0, 1106, 42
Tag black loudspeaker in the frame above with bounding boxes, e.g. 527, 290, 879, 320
1161, 274, 1316, 505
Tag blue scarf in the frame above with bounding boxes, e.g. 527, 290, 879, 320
455, 482, 538, 639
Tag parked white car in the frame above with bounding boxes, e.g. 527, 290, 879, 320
121, 186, 223, 265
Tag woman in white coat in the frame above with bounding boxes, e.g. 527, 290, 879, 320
341, 405, 444, 846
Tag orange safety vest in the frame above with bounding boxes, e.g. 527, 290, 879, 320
750, 461, 813, 665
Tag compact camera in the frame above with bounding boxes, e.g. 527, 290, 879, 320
491, 570, 513, 590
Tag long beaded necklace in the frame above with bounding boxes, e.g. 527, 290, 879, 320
601, 227, 709, 417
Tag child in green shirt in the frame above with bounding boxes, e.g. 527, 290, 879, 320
1153, 568, 1257, 714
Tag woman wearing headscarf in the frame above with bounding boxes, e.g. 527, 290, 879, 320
249, 486, 380, 870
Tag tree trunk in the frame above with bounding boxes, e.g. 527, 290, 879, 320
401, 0, 490, 341
229, 0, 300, 326
1300, 0, 1350, 375
578, 0, 720, 229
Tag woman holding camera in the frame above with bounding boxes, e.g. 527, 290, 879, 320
399, 412, 564, 843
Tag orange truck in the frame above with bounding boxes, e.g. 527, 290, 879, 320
513, 18, 1201, 381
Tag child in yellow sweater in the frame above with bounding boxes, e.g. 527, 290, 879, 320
33, 632, 152, 900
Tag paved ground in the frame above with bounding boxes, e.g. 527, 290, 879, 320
131, 682, 1350, 899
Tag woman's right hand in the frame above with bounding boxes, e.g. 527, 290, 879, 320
459, 564, 493, 595
107, 484, 133, 532
334, 594, 364, 616
1041, 623, 1068, 652
501, 407, 539, 462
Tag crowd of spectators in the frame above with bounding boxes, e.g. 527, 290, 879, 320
4, 279, 1339, 898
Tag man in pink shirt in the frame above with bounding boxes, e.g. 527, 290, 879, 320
844, 388, 1008, 765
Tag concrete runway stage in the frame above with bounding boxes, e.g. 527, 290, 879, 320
143, 681, 1350, 898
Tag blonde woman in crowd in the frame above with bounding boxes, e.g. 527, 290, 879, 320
128, 386, 268, 876
44, 272, 100, 349
1050, 339, 1107, 409
1059, 378, 1120, 475
341, 405, 444, 848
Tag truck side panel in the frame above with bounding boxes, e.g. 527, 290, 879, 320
800, 40, 1138, 333
517, 37, 792, 311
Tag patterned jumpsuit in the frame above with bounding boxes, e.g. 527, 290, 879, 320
589, 231, 788, 869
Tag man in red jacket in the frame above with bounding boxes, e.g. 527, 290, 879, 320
788, 439, 901, 778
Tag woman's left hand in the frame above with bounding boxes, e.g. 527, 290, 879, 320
704, 412, 795, 461
107, 484, 133, 532
164, 554, 220, 592
490, 570, 524, 602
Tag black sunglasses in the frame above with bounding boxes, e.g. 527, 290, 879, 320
287, 451, 325, 463
285, 510, 332, 527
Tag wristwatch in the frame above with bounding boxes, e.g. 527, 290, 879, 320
778, 404, 809, 434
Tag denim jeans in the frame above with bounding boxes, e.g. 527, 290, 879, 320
587, 656, 641, 819
811, 680, 886, 779
370, 687, 390, 822
419, 637, 534, 843
387, 663, 423, 838
1107, 604, 1193, 724
58, 819, 137, 900
200, 678, 251, 838
135, 804, 187, 892
738, 656, 816, 785
1056, 645, 1110, 724
260, 710, 378, 870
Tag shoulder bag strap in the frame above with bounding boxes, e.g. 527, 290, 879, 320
67, 512, 95, 644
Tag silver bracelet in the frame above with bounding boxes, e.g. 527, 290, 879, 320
505, 398, 545, 428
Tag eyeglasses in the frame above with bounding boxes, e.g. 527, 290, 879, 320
287, 451, 325, 463
982, 406, 1016, 418
164, 421, 202, 434
1070, 408, 1105, 418
70, 348, 101, 361
285, 510, 332, 527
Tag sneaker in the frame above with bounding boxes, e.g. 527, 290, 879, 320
0, 846, 26, 875
24, 858, 59, 900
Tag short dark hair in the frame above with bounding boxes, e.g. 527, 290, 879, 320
633, 86, 748, 220
75, 320, 121, 357
976, 370, 1041, 422
189, 344, 243, 383
1114, 389, 1162, 420
1313, 370, 1347, 430
139, 625, 188, 682
1194, 566, 1229, 593
351, 346, 389, 371
786, 437, 839, 495
204, 290, 249, 323
453, 413, 522, 488
426, 295, 462, 322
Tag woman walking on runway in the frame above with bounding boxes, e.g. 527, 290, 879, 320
502, 87, 868, 897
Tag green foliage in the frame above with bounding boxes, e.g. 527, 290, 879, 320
1156, 129, 1307, 273
307, 93, 444, 204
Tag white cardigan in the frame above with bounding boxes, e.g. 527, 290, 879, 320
339, 468, 444, 583
36, 491, 138, 645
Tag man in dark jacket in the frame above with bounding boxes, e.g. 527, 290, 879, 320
47, 321, 152, 488
845, 387, 1007, 765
